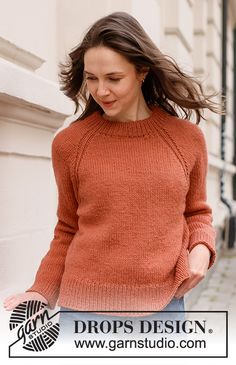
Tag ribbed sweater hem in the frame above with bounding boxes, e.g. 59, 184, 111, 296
57, 263, 190, 317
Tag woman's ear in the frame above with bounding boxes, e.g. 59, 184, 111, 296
140, 67, 150, 81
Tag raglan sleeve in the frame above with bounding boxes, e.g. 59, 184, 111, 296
25, 131, 79, 309
184, 125, 216, 269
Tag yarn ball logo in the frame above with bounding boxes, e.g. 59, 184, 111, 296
9, 300, 60, 352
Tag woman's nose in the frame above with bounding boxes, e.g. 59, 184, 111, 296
97, 82, 110, 97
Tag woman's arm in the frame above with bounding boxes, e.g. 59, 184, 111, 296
184, 125, 216, 268
175, 125, 216, 298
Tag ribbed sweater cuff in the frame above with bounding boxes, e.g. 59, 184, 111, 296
25, 282, 59, 310
188, 231, 216, 269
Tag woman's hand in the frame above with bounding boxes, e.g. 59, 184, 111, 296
3, 292, 48, 311
174, 243, 211, 299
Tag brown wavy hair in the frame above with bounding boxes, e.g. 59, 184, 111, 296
59, 11, 225, 124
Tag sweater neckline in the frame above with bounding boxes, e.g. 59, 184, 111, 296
85, 104, 169, 137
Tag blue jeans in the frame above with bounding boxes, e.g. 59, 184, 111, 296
58, 297, 185, 340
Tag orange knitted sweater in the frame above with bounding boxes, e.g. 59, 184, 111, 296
26, 105, 216, 316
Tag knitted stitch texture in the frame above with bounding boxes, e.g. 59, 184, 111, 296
26, 105, 216, 316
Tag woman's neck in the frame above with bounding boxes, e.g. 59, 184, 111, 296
102, 99, 152, 123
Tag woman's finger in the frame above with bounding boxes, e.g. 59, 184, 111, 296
174, 279, 190, 298
4, 295, 23, 308
5, 302, 16, 310
4, 295, 16, 302
175, 274, 204, 298
4, 298, 16, 306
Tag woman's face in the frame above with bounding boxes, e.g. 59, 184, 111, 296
84, 46, 146, 120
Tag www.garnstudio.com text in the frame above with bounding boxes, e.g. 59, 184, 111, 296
73, 337, 206, 351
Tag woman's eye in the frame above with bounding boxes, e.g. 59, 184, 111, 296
85, 77, 121, 82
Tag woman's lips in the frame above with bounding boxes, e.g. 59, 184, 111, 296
101, 100, 116, 108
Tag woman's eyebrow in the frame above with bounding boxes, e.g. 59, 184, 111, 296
84, 71, 124, 75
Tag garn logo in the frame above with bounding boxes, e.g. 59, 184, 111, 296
9, 300, 60, 352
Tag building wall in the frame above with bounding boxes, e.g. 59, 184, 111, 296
0, 0, 235, 311
0, 0, 73, 302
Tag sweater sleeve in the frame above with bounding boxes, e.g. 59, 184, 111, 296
184, 126, 216, 269
25, 132, 79, 309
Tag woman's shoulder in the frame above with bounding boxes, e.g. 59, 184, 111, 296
159, 110, 207, 148
52, 113, 96, 152
158, 112, 208, 174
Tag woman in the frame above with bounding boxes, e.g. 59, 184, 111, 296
3, 11, 223, 336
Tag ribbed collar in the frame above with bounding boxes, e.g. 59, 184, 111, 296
83, 105, 170, 137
